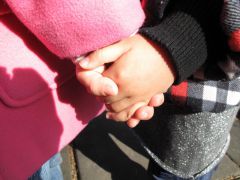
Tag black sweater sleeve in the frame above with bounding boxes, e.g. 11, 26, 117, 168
139, 0, 225, 84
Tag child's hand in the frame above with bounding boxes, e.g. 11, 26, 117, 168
123, 93, 165, 128
77, 34, 175, 122
75, 50, 164, 127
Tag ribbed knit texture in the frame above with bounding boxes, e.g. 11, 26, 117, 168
140, 12, 206, 83
140, 0, 225, 84
222, 0, 240, 34
222, 0, 240, 52
140, 0, 240, 113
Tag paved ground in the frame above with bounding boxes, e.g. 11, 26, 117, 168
61, 113, 240, 180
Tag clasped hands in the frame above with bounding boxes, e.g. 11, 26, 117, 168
76, 34, 175, 128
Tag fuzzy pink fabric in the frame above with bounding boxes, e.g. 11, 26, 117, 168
5, 0, 145, 58
0, 13, 104, 180
0, 0, 144, 179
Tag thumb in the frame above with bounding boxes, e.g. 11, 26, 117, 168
76, 66, 118, 96
78, 40, 130, 69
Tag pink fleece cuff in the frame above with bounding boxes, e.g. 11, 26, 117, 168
5, 0, 145, 58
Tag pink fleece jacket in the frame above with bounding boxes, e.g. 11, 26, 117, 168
0, 1, 144, 179
5, 0, 145, 58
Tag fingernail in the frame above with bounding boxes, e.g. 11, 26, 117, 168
106, 113, 111, 119
79, 57, 89, 68
105, 84, 117, 96
141, 111, 148, 119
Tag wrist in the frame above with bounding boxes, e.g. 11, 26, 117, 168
141, 34, 176, 84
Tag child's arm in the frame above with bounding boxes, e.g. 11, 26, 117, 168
77, 0, 219, 123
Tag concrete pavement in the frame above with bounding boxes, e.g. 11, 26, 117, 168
61, 113, 240, 180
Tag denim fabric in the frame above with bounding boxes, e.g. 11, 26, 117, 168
28, 153, 63, 180
153, 170, 215, 180
149, 160, 217, 180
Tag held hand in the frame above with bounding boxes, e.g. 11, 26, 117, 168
77, 34, 175, 123
75, 57, 164, 127
102, 34, 174, 122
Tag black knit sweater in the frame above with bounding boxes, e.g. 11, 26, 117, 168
139, 0, 225, 84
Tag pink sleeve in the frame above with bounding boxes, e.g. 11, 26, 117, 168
5, 0, 145, 58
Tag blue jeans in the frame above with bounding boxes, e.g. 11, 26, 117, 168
149, 160, 217, 180
28, 153, 63, 180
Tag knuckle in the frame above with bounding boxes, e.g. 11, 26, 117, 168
114, 69, 128, 83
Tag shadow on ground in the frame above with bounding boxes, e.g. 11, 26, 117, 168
72, 112, 153, 180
